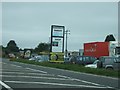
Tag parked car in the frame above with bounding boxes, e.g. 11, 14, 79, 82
97, 56, 120, 70
85, 60, 99, 68
29, 55, 49, 62
64, 56, 70, 63
34, 56, 43, 62
29, 57, 36, 61
68, 56, 97, 65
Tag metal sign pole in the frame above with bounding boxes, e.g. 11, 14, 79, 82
65, 30, 70, 57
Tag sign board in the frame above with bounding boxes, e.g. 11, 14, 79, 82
52, 27, 64, 37
50, 25, 65, 53
52, 38, 63, 52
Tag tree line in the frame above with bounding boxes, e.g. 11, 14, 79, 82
1, 34, 116, 57
1, 40, 50, 57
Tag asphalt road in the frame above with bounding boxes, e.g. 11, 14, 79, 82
0, 58, 119, 90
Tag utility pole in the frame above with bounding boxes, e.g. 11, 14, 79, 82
65, 30, 70, 57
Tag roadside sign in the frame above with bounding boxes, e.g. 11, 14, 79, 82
50, 25, 65, 53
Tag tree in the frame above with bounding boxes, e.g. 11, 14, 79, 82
0, 45, 6, 52
105, 34, 116, 42
34, 42, 50, 53
6, 40, 19, 53
0, 45, 2, 57
0, 45, 7, 57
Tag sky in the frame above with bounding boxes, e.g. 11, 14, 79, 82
1, 1, 118, 51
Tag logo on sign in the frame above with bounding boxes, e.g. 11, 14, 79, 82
85, 44, 97, 52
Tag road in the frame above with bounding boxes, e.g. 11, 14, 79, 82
0, 58, 119, 90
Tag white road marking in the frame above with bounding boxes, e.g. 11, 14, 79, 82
4, 80, 113, 88
10, 64, 22, 68
0, 75, 72, 81
57, 75, 113, 88
25, 68, 47, 74
1, 72, 54, 76
1, 69, 114, 89
57, 75, 100, 85
71, 78, 114, 88
58, 75, 71, 79
0, 69, 26, 72
0, 80, 13, 90
0, 74, 116, 89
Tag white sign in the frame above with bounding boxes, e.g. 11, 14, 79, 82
52, 37, 63, 52
52, 27, 64, 37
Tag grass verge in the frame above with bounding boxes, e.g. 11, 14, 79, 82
10, 58, 120, 78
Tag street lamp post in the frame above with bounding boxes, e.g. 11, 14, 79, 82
65, 30, 70, 57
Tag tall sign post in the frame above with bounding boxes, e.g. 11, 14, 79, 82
50, 25, 65, 61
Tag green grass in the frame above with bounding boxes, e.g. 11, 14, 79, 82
10, 58, 120, 78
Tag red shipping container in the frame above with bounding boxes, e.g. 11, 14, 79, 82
84, 42, 109, 58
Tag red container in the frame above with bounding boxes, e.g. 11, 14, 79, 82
84, 42, 109, 58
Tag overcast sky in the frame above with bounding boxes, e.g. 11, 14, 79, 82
1, 2, 118, 51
